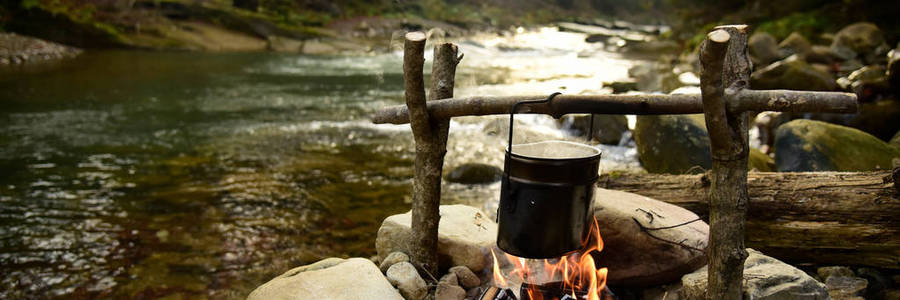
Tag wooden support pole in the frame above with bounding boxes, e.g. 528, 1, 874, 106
700, 25, 752, 299
404, 31, 464, 281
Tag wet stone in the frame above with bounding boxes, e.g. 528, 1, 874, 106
386, 261, 427, 300
379, 251, 410, 273
826, 276, 868, 299
818, 266, 855, 281
449, 265, 481, 289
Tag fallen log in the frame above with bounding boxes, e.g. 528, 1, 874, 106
597, 169, 900, 269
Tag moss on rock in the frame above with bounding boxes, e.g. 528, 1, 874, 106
774, 119, 900, 171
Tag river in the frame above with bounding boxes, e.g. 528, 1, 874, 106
0, 27, 644, 298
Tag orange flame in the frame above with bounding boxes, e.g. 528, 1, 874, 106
491, 217, 608, 300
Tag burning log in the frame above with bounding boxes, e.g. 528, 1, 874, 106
519, 282, 615, 300
598, 169, 900, 269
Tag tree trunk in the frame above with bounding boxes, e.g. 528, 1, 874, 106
597, 170, 900, 269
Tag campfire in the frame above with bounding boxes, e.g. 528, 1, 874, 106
483, 218, 614, 300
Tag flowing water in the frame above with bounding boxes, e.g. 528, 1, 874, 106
0, 27, 643, 298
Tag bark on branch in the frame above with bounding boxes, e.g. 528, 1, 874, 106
371, 91, 856, 125
406, 34, 463, 280
700, 25, 751, 300
598, 170, 900, 269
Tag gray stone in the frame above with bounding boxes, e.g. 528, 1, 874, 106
376, 205, 498, 272
379, 251, 410, 273
774, 119, 900, 171
779, 32, 812, 58
831, 22, 889, 64
826, 276, 868, 299
628, 63, 683, 93
591, 188, 708, 286
435, 281, 466, 300
818, 266, 855, 281
558, 114, 628, 145
386, 262, 428, 300
448, 266, 480, 289
439, 272, 458, 286
680, 249, 828, 300
247, 257, 403, 300
750, 32, 781, 66
751, 56, 838, 91
444, 163, 501, 184
605, 80, 638, 94
807, 45, 838, 64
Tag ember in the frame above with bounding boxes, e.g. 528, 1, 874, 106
491, 218, 611, 300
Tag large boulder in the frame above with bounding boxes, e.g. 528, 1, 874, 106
749, 32, 781, 66
376, 205, 497, 272
680, 249, 828, 300
751, 56, 838, 91
634, 114, 710, 174
591, 188, 708, 286
831, 22, 889, 64
774, 119, 900, 171
558, 114, 628, 145
634, 114, 772, 174
247, 258, 404, 300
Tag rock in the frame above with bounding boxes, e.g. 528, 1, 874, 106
826, 276, 868, 299
0, 33, 81, 64
376, 205, 497, 272
846, 65, 890, 102
889, 48, 900, 92
445, 163, 502, 184
267, 36, 303, 52
680, 249, 828, 300
448, 266, 480, 289
558, 114, 628, 145
634, 114, 710, 174
605, 80, 638, 94
641, 283, 683, 300
386, 262, 428, 300
379, 251, 410, 273
629, 63, 683, 93
751, 56, 838, 91
749, 147, 775, 172
778, 32, 812, 58
807, 45, 838, 64
591, 188, 708, 286
818, 266, 855, 281
622, 40, 680, 55
439, 272, 458, 286
774, 119, 900, 171
855, 268, 891, 300
755, 111, 793, 154
831, 22, 889, 64
750, 32, 781, 66
634, 114, 773, 174
435, 280, 466, 300
247, 257, 404, 300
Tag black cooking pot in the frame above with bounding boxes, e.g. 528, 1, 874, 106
497, 93, 602, 259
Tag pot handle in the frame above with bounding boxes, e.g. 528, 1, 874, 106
507, 92, 595, 152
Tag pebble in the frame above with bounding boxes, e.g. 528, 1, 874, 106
379, 251, 410, 273
448, 265, 481, 289
386, 262, 427, 300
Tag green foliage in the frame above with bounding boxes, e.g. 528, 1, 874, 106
756, 11, 832, 40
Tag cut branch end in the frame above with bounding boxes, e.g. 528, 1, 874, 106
405, 31, 427, 42
708, 30, 731, 44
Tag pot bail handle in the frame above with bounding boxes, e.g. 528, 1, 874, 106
507, 92, 595, 152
